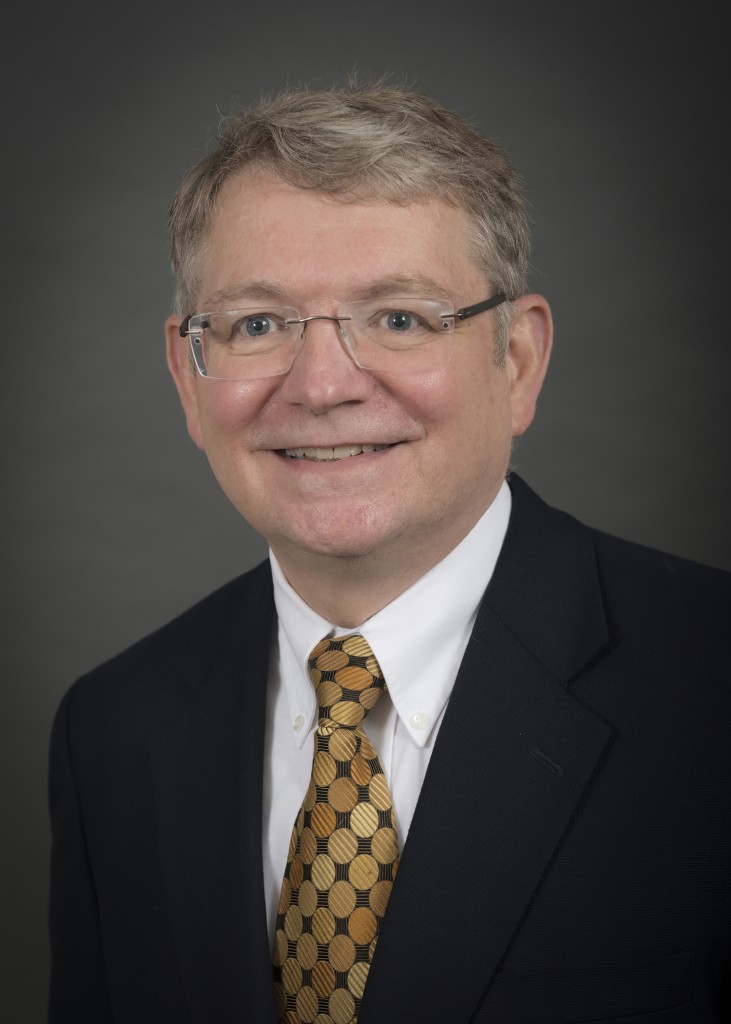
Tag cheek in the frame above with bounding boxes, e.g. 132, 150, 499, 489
391, 364, 466, 418
195, 380, 273, 448
411, 355, 508, 441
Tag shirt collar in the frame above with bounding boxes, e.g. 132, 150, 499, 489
271, 480, 511, 749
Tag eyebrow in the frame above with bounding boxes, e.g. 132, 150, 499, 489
201, 274, 454, 311
202, 281, 291, 309
349, 275, 453, 300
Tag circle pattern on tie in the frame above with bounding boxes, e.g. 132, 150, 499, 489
273, 635, 400, 1024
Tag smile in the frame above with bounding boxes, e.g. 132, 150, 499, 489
282, 444, 393, 462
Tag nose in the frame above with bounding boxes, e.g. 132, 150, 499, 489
278, 314, 375, 414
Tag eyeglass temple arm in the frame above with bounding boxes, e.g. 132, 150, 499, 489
455, 293, 507, 322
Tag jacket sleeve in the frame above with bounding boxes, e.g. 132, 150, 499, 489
48, 686, 115, 1023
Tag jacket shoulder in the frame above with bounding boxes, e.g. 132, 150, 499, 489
503, 474, 729, 676
56, 560, 274, 737
509, 471, 729, 598
588, 526, 730, 660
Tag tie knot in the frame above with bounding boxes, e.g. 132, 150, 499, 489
308, 634, 385, 729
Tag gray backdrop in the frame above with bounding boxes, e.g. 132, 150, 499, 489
2, 1, 728, 1019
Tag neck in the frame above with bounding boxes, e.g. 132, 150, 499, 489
271, 522, 480, 627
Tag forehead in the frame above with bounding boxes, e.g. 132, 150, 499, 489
198, 169, 481, 306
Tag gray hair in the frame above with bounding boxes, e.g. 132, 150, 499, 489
168, 81, 531, 359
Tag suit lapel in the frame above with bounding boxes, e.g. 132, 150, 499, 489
360, 477, 614, 1023
147, 565, 278, 1023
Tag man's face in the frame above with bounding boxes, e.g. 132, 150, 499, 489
167, 169, 550, 577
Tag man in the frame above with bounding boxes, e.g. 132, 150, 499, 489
49, 83, 730, 1023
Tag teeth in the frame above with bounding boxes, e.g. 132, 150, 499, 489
284, 444, 391, 461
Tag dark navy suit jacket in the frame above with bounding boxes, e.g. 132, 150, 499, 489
48, 476, 731, 1022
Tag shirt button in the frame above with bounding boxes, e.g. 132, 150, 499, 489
410, 712, 429, 730
293, 715, 305, 732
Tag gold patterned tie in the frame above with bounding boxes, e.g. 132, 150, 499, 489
272, 634, 400, 1024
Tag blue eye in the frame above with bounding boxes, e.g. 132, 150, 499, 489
244, 315, 274, 337
386, 311, 413, 331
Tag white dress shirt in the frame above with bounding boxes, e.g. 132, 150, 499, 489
262, 481, 511, 941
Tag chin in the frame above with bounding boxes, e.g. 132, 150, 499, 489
282, 530, 387, 562
269, 506, 401, 561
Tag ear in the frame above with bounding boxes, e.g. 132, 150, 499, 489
165, 314, 205, 451
505, 294, 553, 438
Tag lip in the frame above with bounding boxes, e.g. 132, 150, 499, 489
280, 443, 394, 462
